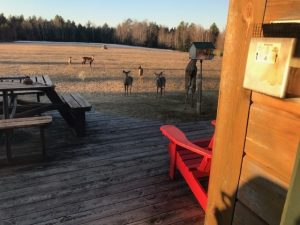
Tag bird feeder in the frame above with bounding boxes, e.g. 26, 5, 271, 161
189, 42, 215, 114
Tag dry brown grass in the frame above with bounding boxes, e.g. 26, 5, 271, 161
0, 42, 221, 122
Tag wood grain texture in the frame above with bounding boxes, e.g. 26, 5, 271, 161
263, 0, 300, 99
264, 0, 300, 23
280, 143, 300, 225
71, 93, 92, 108
61, 93, 92, 109
232, 202, 267, 225
204, 0, 266, 224
245, 103, 300, 184
0, 116, 52, 129
237, 156, 287, 225
246, 1, 300, 221
208, 1, 300, 224
61, 93, 81, 108
252, 92, 300, 116
0, 111, 214, 225
286, 68, 300, 97
42, 75, 53, 86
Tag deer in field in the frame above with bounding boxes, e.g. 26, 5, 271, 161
68, 57, 72, 64
123, 70, 133, 95
138, 65, 144, 83
138, 65, 143, 76
82, 56, 94, 67
184, 59, 197, 109
154, 72, 166, 97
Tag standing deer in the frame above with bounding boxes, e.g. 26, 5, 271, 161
123, 70, 133, 95
138, 65, 144, 84
184, 59, 197, 109
154, 72, 166, 97
138, 65, 143, 76
82, 56, 94, 67
68, 57, 72, 65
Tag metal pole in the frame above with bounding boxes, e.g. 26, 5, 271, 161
196, 59, 203, 114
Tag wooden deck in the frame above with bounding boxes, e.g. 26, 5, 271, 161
0, 111, 214, 225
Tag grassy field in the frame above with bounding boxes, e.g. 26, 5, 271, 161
0, 42, 221, 122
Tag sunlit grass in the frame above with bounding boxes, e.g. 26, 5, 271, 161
0, 42, 221, 121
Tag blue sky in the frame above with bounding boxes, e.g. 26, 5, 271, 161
1, 0, 229, 29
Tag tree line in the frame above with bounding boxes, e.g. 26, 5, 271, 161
0, 14, 225, 52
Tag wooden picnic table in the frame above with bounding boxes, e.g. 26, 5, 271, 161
0, 76, 56, 161
0, 75, 91, 162
0, 75, 91, 136
0, 75, 55, 119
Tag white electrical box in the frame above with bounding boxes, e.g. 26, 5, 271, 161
243, 37, 296, 98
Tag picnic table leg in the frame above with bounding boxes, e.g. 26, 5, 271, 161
3, 91, 12, 161
40, 126, 46, 159
73, 110, 86, 137
37, 94, 40, 102
5, 131, 12, 161
9, 93, 18, 119
3, 91, 9, 119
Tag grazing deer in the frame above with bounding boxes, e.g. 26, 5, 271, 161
82, 56, 94, 67
184, 59, 197, 109
154, 72, 166, 97
123, 70, 133, 95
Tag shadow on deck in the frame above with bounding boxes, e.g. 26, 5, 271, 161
0, 111, 214, 225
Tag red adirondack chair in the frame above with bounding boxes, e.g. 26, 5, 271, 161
160, 120, 215, 211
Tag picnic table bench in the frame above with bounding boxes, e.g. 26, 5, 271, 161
60, 93, 92, 136
0, 116, 52, 161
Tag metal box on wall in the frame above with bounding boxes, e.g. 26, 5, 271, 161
243, 37, 296, 98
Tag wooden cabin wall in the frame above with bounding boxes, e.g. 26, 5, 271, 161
205, 0, 300, 225
233, 0, 300, 224
204, 0, 267, 224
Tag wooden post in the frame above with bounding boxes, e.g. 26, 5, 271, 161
204, 0, 266, 224
196, 59, 203, 114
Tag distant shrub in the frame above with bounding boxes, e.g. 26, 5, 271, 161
78, 71, 87, 81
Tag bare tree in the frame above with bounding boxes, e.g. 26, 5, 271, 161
216, 29, 226, 54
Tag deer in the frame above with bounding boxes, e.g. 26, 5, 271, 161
68, 57, 72, 65
184, 59, 197, 109
123, 70, 133, 95
138, 65, 144, 83
138, 65, 143, 77
82, 56, 94, 67
154, 72, 166, 97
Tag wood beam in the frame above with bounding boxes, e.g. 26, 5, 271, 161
204, 0, 266, 224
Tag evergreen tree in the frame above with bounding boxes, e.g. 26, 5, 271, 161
209, 22, 219, 45
0, 13, 221, 52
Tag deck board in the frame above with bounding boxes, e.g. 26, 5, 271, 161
0, 111, 212, 225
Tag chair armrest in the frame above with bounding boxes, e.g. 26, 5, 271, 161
211, 120, 216, 126
160, 125, 212, 158
192, 138, 212, 148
